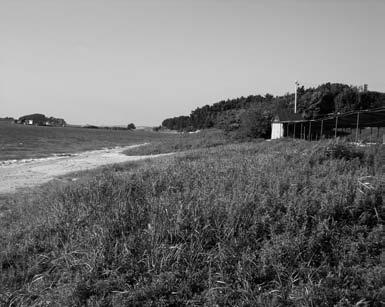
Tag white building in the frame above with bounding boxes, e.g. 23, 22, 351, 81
271, 122, 284, 139
271, 110, 304, 139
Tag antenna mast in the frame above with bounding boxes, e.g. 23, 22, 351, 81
294, 81, 299, 113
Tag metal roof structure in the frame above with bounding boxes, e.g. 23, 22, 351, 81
308, 107, 385, 128
277, 107, 385, 127
274, 107, 385, 141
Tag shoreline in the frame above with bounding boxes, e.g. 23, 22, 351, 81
0, 143, 164, 195
0, 144, 148, 166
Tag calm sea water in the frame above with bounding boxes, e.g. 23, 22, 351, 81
0, 122, 159, 161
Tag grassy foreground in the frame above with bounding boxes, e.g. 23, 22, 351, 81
1, 139, 385, 306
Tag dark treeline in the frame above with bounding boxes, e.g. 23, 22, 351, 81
162, 116, 191, 131
161, 83, 385, 137
297, 83, 385, 117
162, 94, 272, 131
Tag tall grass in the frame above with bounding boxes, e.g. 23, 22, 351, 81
123, 129, 235, 156
1, 140, 384, 306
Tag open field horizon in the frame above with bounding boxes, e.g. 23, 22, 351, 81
1, 0, 385, 304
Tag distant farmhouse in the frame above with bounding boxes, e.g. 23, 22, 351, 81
16, 113, 66, 127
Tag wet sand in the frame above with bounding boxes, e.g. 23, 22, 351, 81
0, 144, 163, 194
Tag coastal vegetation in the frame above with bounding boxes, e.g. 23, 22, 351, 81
123, 129, 232, 156
1, 138, 384, 306
161, 83, 385, 138
2, 84, 385, 305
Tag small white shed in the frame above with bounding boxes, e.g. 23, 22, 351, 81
271, 110, 304, 139
271, 122, 284, 139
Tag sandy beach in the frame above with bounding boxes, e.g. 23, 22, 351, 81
0, 144, 162, 194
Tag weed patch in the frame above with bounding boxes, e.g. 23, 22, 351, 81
1, 140, 384, 306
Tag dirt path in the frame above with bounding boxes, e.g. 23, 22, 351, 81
0, 144, 163, 194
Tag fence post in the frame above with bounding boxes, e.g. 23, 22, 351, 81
355, 112, 360, 143
301, 123, 303, 139
334, 116, 338, 138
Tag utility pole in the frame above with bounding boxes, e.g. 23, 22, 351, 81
294, 81, 299, 113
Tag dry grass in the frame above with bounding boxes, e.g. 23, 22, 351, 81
123, 129, 235, 156
1, 139, 385, 306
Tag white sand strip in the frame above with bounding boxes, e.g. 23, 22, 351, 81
0, 144, 164, 194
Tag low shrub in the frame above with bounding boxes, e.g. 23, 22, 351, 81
1, 140, 384, 306
324, 142, 365, 161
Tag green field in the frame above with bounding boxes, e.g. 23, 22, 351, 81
1, 137, 385, 306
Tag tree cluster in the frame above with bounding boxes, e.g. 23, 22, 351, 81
17, 113, 67, 126
161, 83, 385, 138
127, 123, 136, 130
297, 83, 385, 118
161, 116, 191, 131
162, 94, 272, 132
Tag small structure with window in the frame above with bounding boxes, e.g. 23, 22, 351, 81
271, 109, 304, 139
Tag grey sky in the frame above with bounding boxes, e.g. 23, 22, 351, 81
1, 0, 384, 126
